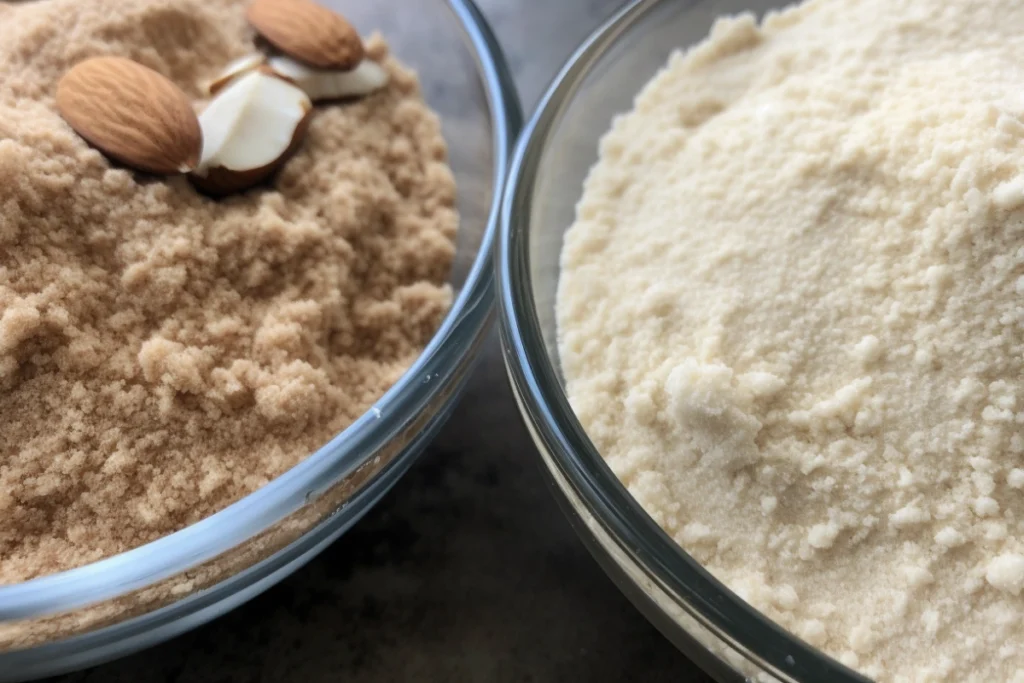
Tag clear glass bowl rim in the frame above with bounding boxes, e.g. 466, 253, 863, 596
497, 1, 869, 681
0, 0, 522, 622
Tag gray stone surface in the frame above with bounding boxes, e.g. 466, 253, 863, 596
48, 2, 713, 681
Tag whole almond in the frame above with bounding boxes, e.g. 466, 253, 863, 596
56, 57, 202, 175
246, 0, 364, 70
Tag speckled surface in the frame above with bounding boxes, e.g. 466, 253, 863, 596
45, 2, 713, 681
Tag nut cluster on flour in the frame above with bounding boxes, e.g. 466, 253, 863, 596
55, 0, 390, 196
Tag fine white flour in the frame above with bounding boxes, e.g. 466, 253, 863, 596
556, 1, 1024, 681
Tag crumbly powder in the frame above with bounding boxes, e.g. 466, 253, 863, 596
558, 1, 1024, 680
0, 0, 456, 584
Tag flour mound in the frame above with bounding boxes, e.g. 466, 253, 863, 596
558, 0, 1024, 680
0, 0, 457, 584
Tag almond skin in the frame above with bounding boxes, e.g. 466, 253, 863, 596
207, 53, 267, 96
56, 57, 202, 175
246, 0, 364, 70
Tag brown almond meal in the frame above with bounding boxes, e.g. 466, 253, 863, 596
0, 0, 457, 584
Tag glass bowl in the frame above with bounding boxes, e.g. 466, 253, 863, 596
497, 1, 870, 682
0, 1, 520, 680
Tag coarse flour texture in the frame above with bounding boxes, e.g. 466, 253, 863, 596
557, 0, 1024, 681
0, 0, 456, 585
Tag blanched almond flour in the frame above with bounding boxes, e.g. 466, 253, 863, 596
558, 1, 1024, 680
0, 0, 456, 585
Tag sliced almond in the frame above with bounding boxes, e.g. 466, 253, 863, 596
190, 70, 312, 196
57, 57, 202, 174
246, 0, 364, 70
267, 55, 388, 102
207, 53, 267, 96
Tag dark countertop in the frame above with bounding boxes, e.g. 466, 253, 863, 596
51, 2, 712, 681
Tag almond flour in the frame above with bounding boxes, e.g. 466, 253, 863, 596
0, 0, 456, 587
558, 1, 1024, 681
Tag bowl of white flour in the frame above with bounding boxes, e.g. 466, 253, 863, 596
498, 0, 1024, 681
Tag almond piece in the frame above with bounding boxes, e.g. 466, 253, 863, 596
267, 55, 388, 102
189, 70, 312, 196
246, 0, 364, 70
207, 53, 268, 96
56, 57, 202, 174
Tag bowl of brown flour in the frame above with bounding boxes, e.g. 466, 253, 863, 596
0, 0, 519, 678
499, 0, 1024, 682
